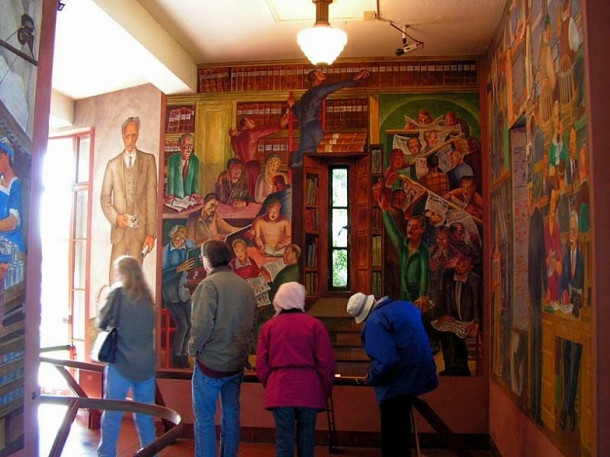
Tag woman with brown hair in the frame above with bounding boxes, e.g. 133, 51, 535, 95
96, 255, 157, 456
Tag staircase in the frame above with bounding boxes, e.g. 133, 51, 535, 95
308, 298, 370, 377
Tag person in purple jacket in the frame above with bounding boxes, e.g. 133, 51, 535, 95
256, 282, 336, 457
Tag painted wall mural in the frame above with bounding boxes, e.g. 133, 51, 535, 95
488, 0, 592, 453
377, 93, 483, 377
0, 0, 41, 140
0, 1, 40, 453
161, 106, 294, 368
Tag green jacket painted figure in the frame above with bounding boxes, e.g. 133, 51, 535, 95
383, 210, 429, 302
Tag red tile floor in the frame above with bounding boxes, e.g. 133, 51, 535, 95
38, 403, 491, 456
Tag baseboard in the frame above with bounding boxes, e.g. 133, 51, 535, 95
179, 424, 490, 451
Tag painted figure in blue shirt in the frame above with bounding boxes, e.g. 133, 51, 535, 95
162, 224, 196, 368
289, 69, 369, 167
0, 138, 25, 254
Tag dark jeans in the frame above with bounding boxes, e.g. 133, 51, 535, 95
164, 300, 191, 357
272, 407, 317, 457
561, 339, 583, 429
379, 395, 413, 457
439, 332, 470, 376
292, 120, 324, 166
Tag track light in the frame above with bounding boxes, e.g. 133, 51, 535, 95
390, 22, 424, 56
395, 42, 423, 56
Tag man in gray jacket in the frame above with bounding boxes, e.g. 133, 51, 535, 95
189, 240, 257, 457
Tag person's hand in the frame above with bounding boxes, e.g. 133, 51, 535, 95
354, 69, 370, 81
445, 257, 458, 269
466, 321, 479, 338
280, 110, 291, 127
0, 263, 9, 280
164, 195, 175, 204
229, 128, 237, 137
438, 314, 454, 324
177, 257, 196, 273
414, 295, 429, 312
286, 93, 295, 108
117, 214, 130, 229
261, 269, 271, 283
429, 257, 440, 271
143, 236, 155, 252
190, 193, 202, 203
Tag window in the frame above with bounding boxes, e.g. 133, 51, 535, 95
329, 166, 349, 290
41, 132, 92, 359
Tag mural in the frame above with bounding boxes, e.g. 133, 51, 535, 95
0, 1, 39, 453
100, 116, 158, 283
161, 106, 295, 368
0, 0, 41, 140
378, 93, 482, 377
488, 0, 592, 453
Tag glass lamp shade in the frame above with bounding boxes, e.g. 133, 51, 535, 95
297, 24, 347, 66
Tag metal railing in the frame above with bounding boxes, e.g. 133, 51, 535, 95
39, 356, 182, 457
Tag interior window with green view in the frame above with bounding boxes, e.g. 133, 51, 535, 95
330, 167, 348, 289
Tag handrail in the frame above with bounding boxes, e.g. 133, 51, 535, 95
39, 357, 183, 457
40, 358, 472, 456
39, 395, 182, 457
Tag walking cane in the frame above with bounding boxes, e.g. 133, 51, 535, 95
412, 407, 422, 457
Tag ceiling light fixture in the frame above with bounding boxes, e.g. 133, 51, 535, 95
297, 0, 347, 66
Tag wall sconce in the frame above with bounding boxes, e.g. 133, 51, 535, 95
297, 0, 347, 66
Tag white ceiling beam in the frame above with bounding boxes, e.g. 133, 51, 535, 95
93, 0, 197, 95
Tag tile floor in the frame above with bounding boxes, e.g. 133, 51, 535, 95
39, 403, 492, 456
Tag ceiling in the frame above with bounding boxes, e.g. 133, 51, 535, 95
50, 0, 506, 124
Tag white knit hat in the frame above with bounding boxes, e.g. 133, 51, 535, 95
273, 282, 306, 315
346, 292, 375, 324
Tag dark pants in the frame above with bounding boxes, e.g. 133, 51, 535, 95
439, 332, 470, 376
379, 395, 413, 457
530, 299, 542, 424
272, 407, 317, 457
561, 339, 583, 429
164, 300, 191, 358
291, 120, 323, 167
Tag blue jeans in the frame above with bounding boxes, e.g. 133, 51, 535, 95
272, 407, 317, 457
97, 364, 156, 457
192, 365, 243, 457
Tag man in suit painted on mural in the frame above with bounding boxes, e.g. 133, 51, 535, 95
100, 116, 157, 283
558, 211, 584, 430
165, 133, 200, 203
527, 183, 546, 425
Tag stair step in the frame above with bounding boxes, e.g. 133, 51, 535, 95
333, 347, 369, 361
330, 332, 362, 347
319, 317, 362, 332
336, 361, 369, 377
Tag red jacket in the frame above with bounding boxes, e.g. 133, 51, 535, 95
256, 309, 336, 410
